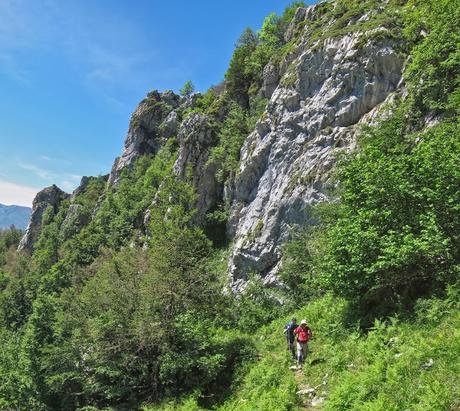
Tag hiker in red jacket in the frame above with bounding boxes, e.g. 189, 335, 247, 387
294, 319, 312, 368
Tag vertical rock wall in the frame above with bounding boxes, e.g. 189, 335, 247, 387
227, 10, 404, 290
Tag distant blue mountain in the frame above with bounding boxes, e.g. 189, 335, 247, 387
0, 204, 31, 230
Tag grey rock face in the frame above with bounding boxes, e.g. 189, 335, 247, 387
173, 113, 219, 223
69, 175, 108, 227
284, 7, 308, 43
262, 62, 280, 99
109, 90, 181, 185
61, 204, 90, 240
70, 176, 91, 202
228, 22, 404, 289
162, 111, 180, 138
18, 185, 69, 253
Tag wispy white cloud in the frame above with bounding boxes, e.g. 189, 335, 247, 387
39, 155, 72, 165
18, 162, 81, 192
18, 162, 53, 180
0, 178, 38, 207
0, 0, 161, 102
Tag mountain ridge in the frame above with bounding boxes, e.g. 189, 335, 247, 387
4, 0, 459, 409
18, 2, 407, 289
0, 203, 31, 230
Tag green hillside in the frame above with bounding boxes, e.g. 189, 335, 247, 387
0, 0, 459, 410
146, 292, 459, 410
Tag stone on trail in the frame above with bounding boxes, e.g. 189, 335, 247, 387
421, 358, 434, 370
296, 388, 316, 396
311, 396, 325, 406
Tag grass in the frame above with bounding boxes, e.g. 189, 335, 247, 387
143, 288, 460, 410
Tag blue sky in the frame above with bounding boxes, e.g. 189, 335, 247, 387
0, 0, 313, 206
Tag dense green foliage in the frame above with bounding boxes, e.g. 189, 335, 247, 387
225, 2, 305, 107
207, 103, 253, 185
282, 0, 460, 322
0, 227, 22, 256
145, 290, 460, 410
1, 0, 459, 409
283, 113, 460, 320
0, 227, 29, 329
404, 0, 460, 114
326, 118, 459, 310
0, 142, 278, 409
179, 80, 195, 98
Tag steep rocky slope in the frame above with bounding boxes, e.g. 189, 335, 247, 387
227, 5, 404, 289
18, 185, 69, 252
20, 1, 407, 290
108, 90, 182, 185
7, 1, 459, 409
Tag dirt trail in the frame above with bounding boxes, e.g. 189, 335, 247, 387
294, 369, 323, 410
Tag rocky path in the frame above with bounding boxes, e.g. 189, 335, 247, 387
293, 366, 326, 410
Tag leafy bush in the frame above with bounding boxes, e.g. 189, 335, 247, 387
207, 102, 250, 184
231, 275, 287, 332
321, 115, 460, 315
225, 3, 305, 108
0, 226, 23, 258
404, 0, 460, 114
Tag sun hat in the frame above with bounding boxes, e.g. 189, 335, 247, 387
300, 319, 307, 325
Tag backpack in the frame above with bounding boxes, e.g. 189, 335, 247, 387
295, 326, 312, 343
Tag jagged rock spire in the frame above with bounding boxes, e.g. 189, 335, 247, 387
18, 185, 69, 253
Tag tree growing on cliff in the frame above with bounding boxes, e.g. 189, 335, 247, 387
180, 80, 195, 97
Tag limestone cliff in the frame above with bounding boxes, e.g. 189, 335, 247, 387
108, 90, 182, 185
173, 113, 220, 223
18, 185, 69, 253
227, 4, 404, 289
20, 2, 408, 291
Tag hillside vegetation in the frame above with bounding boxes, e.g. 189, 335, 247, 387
146, 292, 459, 410
0, 0, 459, 410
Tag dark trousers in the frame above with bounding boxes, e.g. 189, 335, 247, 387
287, 338, 296, 359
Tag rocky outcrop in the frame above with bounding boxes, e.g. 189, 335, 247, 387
261, 62, 280, 99
60, 204, 90, 240
70, 176, 92, 201
17, 3, 406, 292
173, 113, 219, 223
64, 175, 109, 237
109, 90, 181, 185
227, 7, 404, 290
18, 185, 69, 253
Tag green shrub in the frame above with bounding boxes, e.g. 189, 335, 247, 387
321, 115, 460, 314
225, 3, 306, 108
404, 0, 460, 114
180, 80, 195, 97
207, 103, 250, 184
